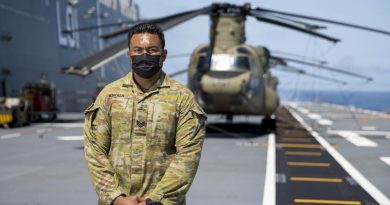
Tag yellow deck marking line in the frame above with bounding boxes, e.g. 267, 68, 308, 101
294, 198, 361, 204
290, 107, 390, 204
285, 151, 322, 156
276, 143, 322, 149
280, 134, 308, 138
287, 162, 330, 167
290, 177, 342, 183
282, 136, 308, 138
281, 138, 312, 142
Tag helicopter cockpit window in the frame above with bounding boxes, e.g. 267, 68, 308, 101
197, 55, 210, 72
211, 54, 250, 71
235, 56, 250, 70
236, 47, 250, 54
199, 47, 210, 53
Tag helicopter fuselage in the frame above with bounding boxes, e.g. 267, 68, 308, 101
188, 43, 279, 116
188, 13, 279, 116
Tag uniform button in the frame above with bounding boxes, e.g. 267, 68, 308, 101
136, 120, 145, 127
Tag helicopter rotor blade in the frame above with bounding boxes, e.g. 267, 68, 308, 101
253, 7, 390, 36
249, 11, 340, 43
61, 39, 128, 76
269, 57, 286, 67
263, 14, 327, 31
61, 6, 212, 77
169, 69, 188, 78
271, 55, 373, 81
270, 50, 327, 64
101, 6, 213, 40
62, 19, 143, 34
275, 66, 348, 85
168, 53, 192, 59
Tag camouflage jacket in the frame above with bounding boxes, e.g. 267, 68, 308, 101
84, 72, 206, 205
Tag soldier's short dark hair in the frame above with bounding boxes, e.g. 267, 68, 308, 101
127, 23, 165, 49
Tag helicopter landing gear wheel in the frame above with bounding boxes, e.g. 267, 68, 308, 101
261, 115, 276, 131
49, 113, 57, 121
226, 114, 233, 123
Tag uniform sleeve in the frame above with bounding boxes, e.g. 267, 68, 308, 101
147, 95, 207, 204
83, 100, 124, 205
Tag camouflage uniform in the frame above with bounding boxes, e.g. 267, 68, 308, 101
84, 72, 206, 205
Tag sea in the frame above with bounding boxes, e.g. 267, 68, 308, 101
279, 90, 390, 113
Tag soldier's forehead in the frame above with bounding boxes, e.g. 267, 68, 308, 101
131, 33, 161, 47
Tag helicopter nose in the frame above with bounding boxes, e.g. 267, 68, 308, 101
200, 70, 250, 95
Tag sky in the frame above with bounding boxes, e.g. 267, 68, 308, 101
135, 0, 390, 91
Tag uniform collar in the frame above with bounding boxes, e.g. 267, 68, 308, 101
123, 71, 171, 93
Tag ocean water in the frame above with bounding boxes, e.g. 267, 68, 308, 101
279, 90, 390, 112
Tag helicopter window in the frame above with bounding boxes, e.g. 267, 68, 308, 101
211, 54, 250, 71
197, 56, 210, 72
237, 47, 250, 54
199, 47, 210, 53
235, 56, 250, 70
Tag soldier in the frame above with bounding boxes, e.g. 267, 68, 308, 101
84, 23, 207, 205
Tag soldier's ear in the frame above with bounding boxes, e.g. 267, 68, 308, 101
128, 50, 133, 65
162, 49, 168, 62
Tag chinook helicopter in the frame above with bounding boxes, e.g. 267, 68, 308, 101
62, 3, 390, 123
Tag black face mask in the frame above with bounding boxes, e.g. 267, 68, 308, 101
131, 54, 162, 79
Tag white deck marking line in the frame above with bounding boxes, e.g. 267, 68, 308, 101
56, 136, 84, 141
1, 133, 21, 139
327, 130, 390, 136
317, 119, 333, 126
304, 111, 333, 126
54, 123, 84, 128
36, 129, 48, 134
380, 157, 390, 166
290, 108, 390, 205
337, 131, 377, 147
36, 129, 45, 133
362, 126, 377, 131
235, 142, 260, 147
40, 123, 84, 128
307, 113, 322, 120
262, 133, 275, 205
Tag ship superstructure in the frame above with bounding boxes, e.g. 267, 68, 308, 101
0, 0, 139, 111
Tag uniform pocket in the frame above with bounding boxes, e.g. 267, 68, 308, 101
148, 103, 177, 146
110, 98, 132, 144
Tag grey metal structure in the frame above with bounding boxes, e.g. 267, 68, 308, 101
0, 0, 139, 111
